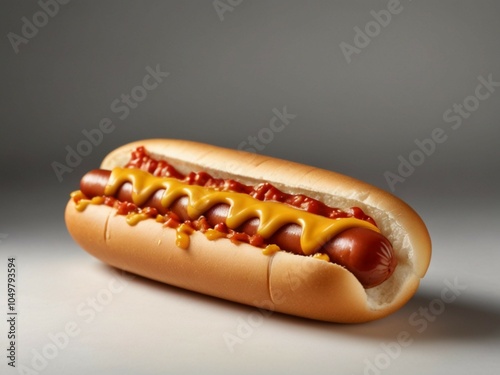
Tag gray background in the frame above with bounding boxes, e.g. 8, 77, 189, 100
1, 1, 499, 374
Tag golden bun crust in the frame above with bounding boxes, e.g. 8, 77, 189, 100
66, 138, 431, 323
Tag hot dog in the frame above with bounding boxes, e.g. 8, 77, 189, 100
65, 139, 431, 323
78, 168, 396, 288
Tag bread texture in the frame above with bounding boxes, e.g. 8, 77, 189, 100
65, 139, 431, 323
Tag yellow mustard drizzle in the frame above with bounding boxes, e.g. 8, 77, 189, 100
312, 253, 330, 262
104, 168, 380, 255
73, 191, 105, 212
176, 223, 194, 249
262, 244, 281, 256
204, 229, 227, 241
125, 212, 151, 226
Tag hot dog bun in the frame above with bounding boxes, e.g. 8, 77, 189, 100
65, 139, 431, 323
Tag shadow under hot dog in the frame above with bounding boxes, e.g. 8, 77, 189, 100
95, 263, 500, 343
269, 291, 500, 343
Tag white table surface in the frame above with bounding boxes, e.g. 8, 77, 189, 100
2, 191, 499, 375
